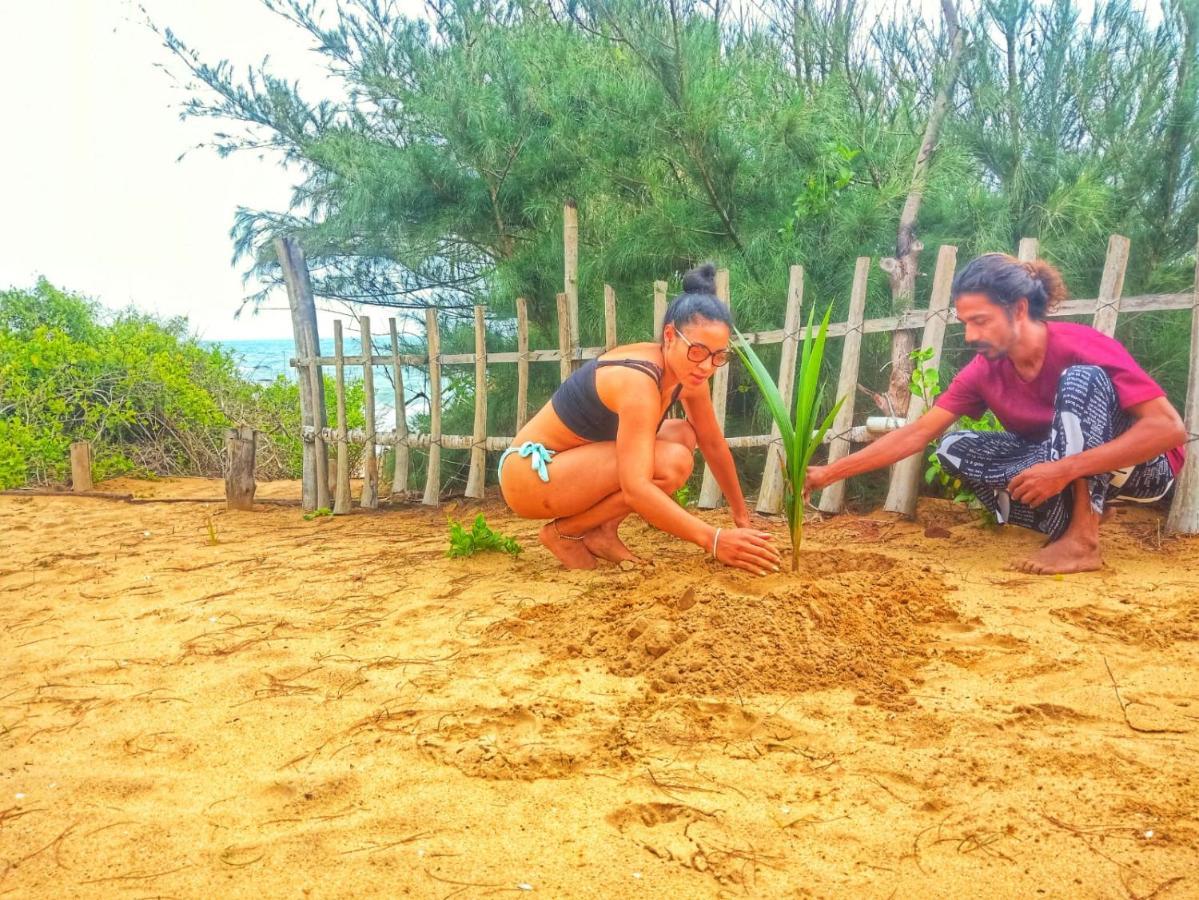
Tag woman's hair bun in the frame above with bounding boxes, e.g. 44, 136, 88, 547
681, 262, 718, 296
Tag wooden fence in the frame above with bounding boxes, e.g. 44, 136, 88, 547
279, 221, 1199, 534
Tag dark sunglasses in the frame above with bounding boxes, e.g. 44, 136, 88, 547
675, 330, 731, 367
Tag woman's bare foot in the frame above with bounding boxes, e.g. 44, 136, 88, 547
539, 522, 597, 569
1013, 533, 1102, 575
582, 520, 640, 564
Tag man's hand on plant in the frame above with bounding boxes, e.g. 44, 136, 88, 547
803, 465, 832, 499
1007, 461, 1073, 508
715, 528, 780, 576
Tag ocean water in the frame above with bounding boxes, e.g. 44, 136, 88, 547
207, 338, 427, 430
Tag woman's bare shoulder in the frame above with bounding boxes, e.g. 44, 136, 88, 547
597, 341, 665, 363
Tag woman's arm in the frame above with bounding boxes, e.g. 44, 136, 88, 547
615, 384, 779, 573
680, 387, 753, 526
616, 387, 719, 548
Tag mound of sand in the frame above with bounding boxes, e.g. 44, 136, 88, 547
494, 549, 958, 708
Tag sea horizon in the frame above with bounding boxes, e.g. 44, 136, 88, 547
206, 337, 429, 429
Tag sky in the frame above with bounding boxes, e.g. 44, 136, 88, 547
0, 0, 368, 340
0, 0, 1162, 342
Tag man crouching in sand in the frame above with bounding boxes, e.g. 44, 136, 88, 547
806, 253, 1187, 575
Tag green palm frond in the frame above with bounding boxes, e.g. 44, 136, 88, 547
735, 304, 842, 571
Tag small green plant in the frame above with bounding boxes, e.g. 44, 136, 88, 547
735, 305, 843, 571
673, 484, 693, 508
447, 514, 522, 558
908, 348, 1001, 518
303, 506, 333, 521
205, 513, 219, 546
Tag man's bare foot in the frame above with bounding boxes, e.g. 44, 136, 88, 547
582, 520, 640, 564
1013, 534, 1103, 575
539, 522, 597, 569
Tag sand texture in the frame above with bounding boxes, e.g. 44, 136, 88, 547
1, 478, 1197, 898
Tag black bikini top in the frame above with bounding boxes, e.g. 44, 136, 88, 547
550, 357, 683, 442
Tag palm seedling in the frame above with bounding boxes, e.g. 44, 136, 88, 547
735, 306, 843, 571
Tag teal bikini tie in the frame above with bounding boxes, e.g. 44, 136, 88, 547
502, 441, 555, 482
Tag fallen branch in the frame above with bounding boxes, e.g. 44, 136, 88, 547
1103, 656, 1189, 735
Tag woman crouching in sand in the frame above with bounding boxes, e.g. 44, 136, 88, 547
498, 264, 780, 575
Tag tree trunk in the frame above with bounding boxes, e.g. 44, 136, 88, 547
881, 0, 966, 418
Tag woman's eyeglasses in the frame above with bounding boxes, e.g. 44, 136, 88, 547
675, 330, 731, 367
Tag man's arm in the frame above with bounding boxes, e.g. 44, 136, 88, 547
681, 387, 753, 527
1008, 396, 1186, 507
806, 406, 960, 493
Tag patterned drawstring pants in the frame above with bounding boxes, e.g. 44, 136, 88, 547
934, 365, 1175, 539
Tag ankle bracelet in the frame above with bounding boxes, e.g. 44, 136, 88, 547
552, 519, 585, 542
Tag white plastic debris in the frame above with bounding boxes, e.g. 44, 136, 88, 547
632, 872, 643, 880
1145, 830, 1155, 839
143, 531, 152, 537
14, 793, 25, 800
517, 885, 533, 892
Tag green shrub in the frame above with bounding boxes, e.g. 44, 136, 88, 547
0, 279, 312, 487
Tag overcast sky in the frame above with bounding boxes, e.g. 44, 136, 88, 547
0, 0, 1160, 342
0, 0, 367, 340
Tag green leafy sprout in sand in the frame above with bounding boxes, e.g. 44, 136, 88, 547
735, 305, 843, 571
447, 514, 523, 558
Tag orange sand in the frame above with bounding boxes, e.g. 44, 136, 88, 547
1, 478, 1196, 898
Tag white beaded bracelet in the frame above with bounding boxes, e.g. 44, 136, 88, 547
711, 527, 722, 560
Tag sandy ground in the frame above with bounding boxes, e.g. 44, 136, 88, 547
1, 478, 1197, 899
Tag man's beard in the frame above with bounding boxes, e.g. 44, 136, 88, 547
970, 342, 1004, 359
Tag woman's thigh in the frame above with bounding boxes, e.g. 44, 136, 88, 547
500, 430, 694, 519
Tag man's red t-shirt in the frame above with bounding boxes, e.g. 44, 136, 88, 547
934, 321, 1186, 475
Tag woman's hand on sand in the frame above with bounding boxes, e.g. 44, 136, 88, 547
731, 509, 771, 530
716, 528, 780, 576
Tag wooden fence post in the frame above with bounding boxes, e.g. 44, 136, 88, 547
818, 257, 871, 514
653, 280, 668, 340
1166, 228, 1199, 534
332, 320, 352, 515
225, 426, 256, 510
604, 284, 618, 350
564, 201, 580, 370
465, 306, 488, 499
883, 244, 958, 517
697, 269, 732, 509
389, 318, 410, 498
756, 266, 804, 514
422, 308, 443, 506
70, 441, 92, 493
359, 316, 379, 509
309, 360, 331, 511
1018, 237, 1039, 262
276, 236, 328, 512
1092, 234, 1130, 337
556, 292, 573, 383
516, 298, 530, 431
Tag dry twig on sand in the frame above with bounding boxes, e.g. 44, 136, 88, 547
1103, 656, 1189, 735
